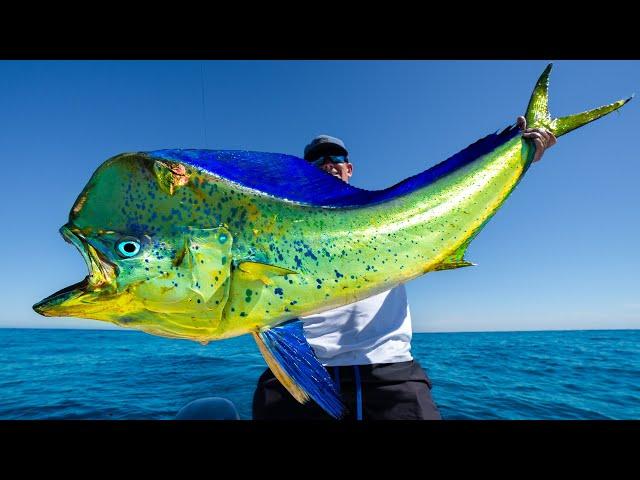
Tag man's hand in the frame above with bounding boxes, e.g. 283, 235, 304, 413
516, 116, 557, 163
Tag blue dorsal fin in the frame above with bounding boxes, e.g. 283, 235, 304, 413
147, 149, 367, 206
146, 126, 520, 208
253, 319, 345, 419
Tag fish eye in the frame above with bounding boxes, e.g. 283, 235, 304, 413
116, 238, 141, 258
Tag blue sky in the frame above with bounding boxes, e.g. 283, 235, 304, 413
1, 60, 638, 332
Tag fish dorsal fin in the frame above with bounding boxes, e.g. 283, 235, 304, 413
237, 261, 297, 286
146, 65, 633, 209
145, 129, 520, 208
253, 320, 345, 419
147, 149, 368, 207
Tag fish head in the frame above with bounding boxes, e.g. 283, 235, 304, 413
33, 153, 234, 339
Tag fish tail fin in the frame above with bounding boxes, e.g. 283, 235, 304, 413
524, 63, 632, 138
253, 320, 345, 419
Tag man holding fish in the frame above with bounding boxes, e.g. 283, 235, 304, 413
36, 65, 629, 420
252, 117, 556, 420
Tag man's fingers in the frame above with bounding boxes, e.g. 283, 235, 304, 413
522, 130, 543, 142
520, 123, 557, 163
541, 130, 557, 147
532, 137, 544, 162
524, 128, 557, 147
537, 128, 553, 145
525, 131, 547, 162
524, 128, 547, 137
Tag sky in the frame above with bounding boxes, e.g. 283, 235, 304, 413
1, 60, 638, 332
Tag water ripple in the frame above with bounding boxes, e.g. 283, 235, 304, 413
0, 328, 638, 419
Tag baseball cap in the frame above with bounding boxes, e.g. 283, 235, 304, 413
303, 135, 349, 160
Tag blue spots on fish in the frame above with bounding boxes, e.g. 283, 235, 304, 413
170, 208, 183, 220
334, 270, 344, 279
274, 287, 284, 298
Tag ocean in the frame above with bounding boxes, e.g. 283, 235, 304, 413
0, 328, 638, 420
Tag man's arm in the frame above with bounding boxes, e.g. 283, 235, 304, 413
516, 116, 557, 163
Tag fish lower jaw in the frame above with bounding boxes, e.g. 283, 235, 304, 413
32, 274, 123, 319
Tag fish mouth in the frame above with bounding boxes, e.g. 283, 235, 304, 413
32, 224, 117, 317
59, 224, 117, 288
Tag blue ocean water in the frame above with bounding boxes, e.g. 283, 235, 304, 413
0, 328, 638, 420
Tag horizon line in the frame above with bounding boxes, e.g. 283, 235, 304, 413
1, 326, 638, 335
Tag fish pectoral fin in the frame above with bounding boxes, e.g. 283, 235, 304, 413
253, 320, 345, 419
434, 243, 476, 272
185, 227, 233, 303
252, 331, 308, 404
237, 261, 297, 286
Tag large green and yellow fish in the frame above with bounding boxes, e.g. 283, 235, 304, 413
33, 65, 631, 417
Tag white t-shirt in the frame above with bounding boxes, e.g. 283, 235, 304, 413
301, 285, 413, 367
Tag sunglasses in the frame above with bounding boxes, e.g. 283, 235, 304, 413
307, 155, 349, 166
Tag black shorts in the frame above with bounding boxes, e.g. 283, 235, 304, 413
252, 360, 442, 420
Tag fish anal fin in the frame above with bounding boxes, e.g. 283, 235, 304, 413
434, 259, 475, 271
434, 243, 476, 272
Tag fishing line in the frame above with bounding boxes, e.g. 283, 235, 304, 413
200, 62, 208, 147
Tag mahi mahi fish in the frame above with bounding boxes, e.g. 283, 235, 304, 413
33, 65, 631, 417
